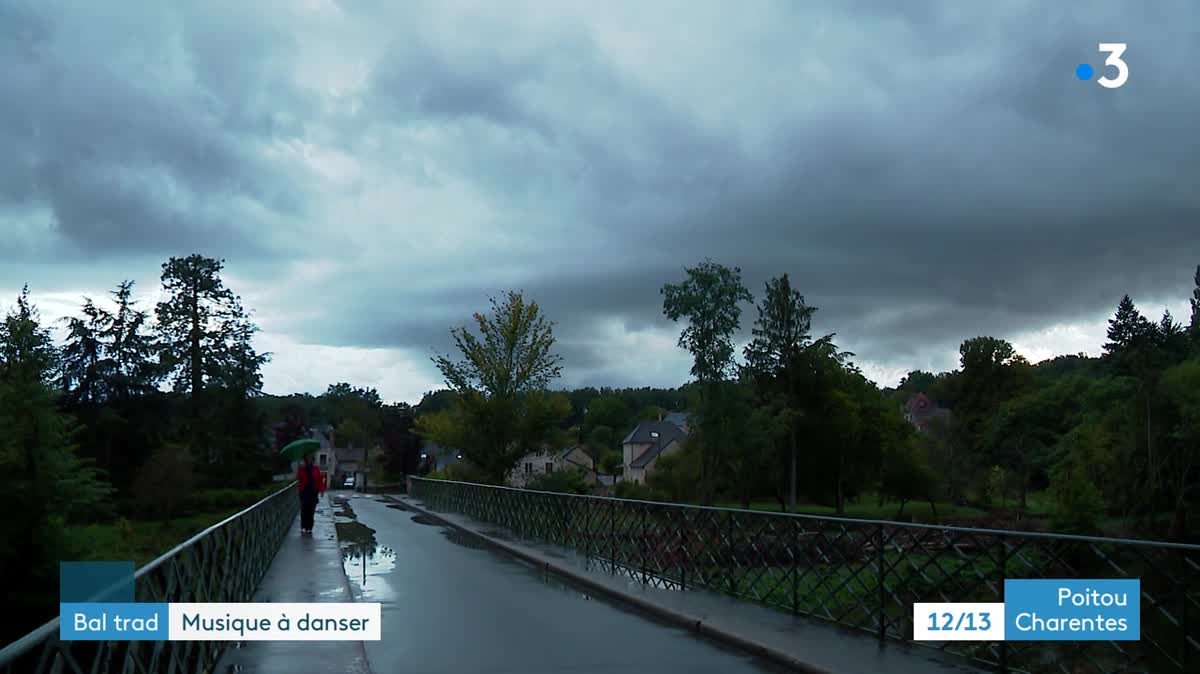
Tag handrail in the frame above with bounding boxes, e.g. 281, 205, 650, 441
410, 476, 1200, 673
0, 481, 299, 671
409, 477, 1200, 550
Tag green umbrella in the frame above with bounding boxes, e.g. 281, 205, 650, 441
280, 438, 321, 462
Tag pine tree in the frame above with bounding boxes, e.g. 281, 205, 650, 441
102, 280, 159, 400
155, 255, 238, 400
0, 288, 111, 640
1189, 265, 1200, 342
60, 298, 108, 404
1104, 295, 1154, 356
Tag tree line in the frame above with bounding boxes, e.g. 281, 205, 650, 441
419, 261, 1200, 541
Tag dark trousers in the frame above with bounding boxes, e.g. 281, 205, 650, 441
300, 492, 318, 530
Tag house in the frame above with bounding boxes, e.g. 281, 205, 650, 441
289, 424, 337, 477
509, 445, 597, 487
903, 393, 951, 433
622, 416, 688, 484
335, 447, 366, 490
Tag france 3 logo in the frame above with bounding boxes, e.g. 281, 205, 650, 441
1076, 44, 1128, 88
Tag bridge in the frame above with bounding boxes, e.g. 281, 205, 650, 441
1, 480, 1197, 674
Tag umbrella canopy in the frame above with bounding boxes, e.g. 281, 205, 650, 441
280, 438, 321, 462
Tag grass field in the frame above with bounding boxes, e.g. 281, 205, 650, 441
68, 485, 284, 567
709, 494, 987, 522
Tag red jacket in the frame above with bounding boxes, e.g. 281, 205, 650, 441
297, 464, 326, 496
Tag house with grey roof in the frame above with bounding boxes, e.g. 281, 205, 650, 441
508, 445, 596, 487
622, 415, 689, 484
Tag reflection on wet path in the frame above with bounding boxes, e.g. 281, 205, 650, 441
332, 494, 396, 602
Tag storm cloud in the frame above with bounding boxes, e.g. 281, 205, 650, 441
1, 0, 1196, 402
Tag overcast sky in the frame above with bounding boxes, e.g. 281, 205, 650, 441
1, 1, 1196, 404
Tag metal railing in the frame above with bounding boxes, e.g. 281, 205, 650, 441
410, 477, 1200, 674
0, 482, 299, 674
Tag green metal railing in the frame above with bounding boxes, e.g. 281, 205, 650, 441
0, 482, 299, 674
410, 477, 1200, 674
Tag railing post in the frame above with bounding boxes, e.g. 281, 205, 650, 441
727, 511, 736, 596
679, 510, 688, 591
640, 505, 648, 585
1181, 552, 1190, 673
998, 535, 1008, 674
792, 519, 799, 616
877, 524, 887, 643
609, 498, 617, 575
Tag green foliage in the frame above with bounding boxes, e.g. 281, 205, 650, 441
880, 434, 939, 513
154, 254, 238, 397
584, 395, 630, 437
597, 449, 623, 476
525, 468, 592, 494
1048, 473, 1106, 536
0, 289, 114, 639
613, 480, 657, 500
661, 259, 754, 384
646, 443, 702, 501
133, 444, 195, 524
428, 291, 568, 483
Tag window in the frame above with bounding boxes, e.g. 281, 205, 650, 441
319, 454, 328, 468
525, 462, 533, 474
545, 462, 554, 473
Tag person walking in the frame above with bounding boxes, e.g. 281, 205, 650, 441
297, 454, 326, 534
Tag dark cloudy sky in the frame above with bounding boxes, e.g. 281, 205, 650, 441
1, 0, 1196, 403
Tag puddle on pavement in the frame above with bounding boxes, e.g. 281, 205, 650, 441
334, 499, 398, 602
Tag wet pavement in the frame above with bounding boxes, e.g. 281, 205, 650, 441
211, 491, 981, 673
390, 495, 983, 674
214, 494, 371, 674
344, 492, 791, 674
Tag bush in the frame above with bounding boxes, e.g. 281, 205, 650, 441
133, 444, 193, 524
614, 481, 657, 500
525, 468, 591, 494
1049, 473, 1106, 535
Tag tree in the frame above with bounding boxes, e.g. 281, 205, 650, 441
1189, 265, 1200, 343
132, 444, 194, 524
1103, 295, 1171, 514
0, 288, 112, 640
0, 286, 58, 384
662, 259, 753, 385
661, 259, 753, 503
100, 280, 159, 400
427, 291, 567, 483
155, 255, 238, 402
60, 298, 107, 404
1158, 359, 1200, 538
584, 395, 630, 437
743, 273, 830, 509
881, 434, 939, 519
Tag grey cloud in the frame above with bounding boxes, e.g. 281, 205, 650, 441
0, 1, 316, 262
1, 0, 1196, 392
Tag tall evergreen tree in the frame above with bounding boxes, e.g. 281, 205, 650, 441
60, 297, 107, 403
0, 288, 111, 641
744, 273, 829, 509
155, 255, 237, 401
102, 280, 159, 399
1189, 265, 1200, 343
1104, 295, 1155, 356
